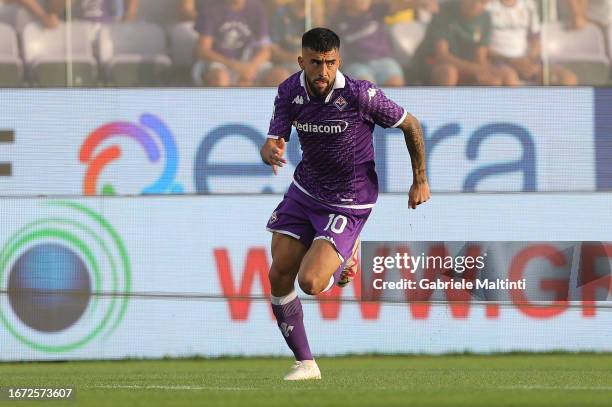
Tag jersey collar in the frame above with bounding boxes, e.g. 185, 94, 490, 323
299, 70, 346, 103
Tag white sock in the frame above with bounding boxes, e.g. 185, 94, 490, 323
271, 290, 298, 305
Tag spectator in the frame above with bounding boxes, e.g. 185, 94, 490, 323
330, 0, 405, 86
1, 0, 59, 28
488, 0, 577, 85
49, 0, 139, 23
413, 0, 519, 85
269, 0, 305, 74
193, 0, 278, 86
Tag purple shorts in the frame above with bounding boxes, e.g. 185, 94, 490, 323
266, 184, 373, 262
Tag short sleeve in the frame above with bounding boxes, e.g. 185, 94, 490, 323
358, 82, 407, 129
267, 85, 293, 140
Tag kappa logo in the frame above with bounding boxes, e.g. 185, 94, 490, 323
280, 322, 294, 338
334, 95, 348, 111
292, 95, 304, 105
367, 88, 377, 101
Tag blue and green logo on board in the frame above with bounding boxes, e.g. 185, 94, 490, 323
0, 201, 131, 352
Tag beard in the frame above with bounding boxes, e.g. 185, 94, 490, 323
307, 77, 333, 97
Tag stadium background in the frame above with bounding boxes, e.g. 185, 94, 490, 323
0, 0, 611, 363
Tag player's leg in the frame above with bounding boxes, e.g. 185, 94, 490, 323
298, 206, 372, 295
269, 232, 305, 297
297, 238, 343, 295
269, 233, 321, 380
266, 199, 321, 380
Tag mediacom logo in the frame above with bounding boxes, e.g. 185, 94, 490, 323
79, 113, 183, 196
0, 202, 131, 352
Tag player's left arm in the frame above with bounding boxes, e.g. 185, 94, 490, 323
397, 113, 430, 209
358, 82, 430, 209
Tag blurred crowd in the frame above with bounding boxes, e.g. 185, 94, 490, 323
1, 0, 612, 86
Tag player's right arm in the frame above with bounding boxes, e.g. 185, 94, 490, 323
262, 83, 292, 174
260, 138, 286, 175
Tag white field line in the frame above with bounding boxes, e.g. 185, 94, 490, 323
92, 385, 254, 391
499, 385, 612, 391
91, 384, 612, 392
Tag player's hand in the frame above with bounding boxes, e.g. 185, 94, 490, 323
260, 138, 287, 175
408, 181, 430, 209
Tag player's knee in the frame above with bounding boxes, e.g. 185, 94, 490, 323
269, 261, 295, 283
268, 264, 284, 285
297, 274, 326, 296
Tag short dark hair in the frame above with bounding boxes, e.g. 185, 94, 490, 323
302, 27, 340, 52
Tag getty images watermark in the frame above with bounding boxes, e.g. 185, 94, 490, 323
371, 251, 525, 291
360, 242, 536, 302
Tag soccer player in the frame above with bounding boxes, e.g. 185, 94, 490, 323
261, 27, 430, 381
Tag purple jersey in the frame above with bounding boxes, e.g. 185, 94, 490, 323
195, 0, 270, 60
330, 5, 395, 62
268, 71, 407, 207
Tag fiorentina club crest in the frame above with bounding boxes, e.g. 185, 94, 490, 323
269, 211, 278, 224
334, 96, 348, 111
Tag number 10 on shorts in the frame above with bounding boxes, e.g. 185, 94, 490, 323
324, 214, 348, 234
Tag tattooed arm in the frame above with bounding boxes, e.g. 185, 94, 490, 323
398, 113, 430, 209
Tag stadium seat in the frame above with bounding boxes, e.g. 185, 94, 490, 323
388, 21, 426, 69
21, 22, 98, 87
98, 21, 172, 86
168, 21, 198, 85
0, 23, 23, 86
137, 0, 180, 27
542, 21, 610, 85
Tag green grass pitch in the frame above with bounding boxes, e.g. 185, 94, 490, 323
1, 354, 611, 406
